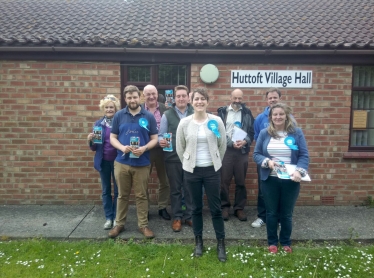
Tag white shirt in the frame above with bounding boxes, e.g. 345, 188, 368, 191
225, 104, 242, 138
195, 121, 213, 167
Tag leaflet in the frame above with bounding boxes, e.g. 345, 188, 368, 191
92, 126, 102, 144
129, 136, 140, 158
163, 133, 173, 152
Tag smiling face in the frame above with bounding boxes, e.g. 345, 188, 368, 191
231, 89, 243, 110
125, 91, 140, 111
271, 107, 287, 131
192, 92, 208, 112
267, 91, 281, 107
104, 101, 116, 118
143, 85, 158, 107
175, 89, 189, 110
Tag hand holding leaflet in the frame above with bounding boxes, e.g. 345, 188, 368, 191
231, 126, 247, 142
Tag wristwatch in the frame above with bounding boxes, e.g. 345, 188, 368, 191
263, 158, 270, 168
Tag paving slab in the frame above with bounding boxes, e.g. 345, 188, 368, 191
0, 205, 94, 239
1, 205, 373, 242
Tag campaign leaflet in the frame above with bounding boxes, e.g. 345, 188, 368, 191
92, 126, 103, 144
129, 136, 140, 158
163, 133, 173, 152
165, 90, 174, 107
274, 162, 290, 179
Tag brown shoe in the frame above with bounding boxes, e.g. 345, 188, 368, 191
139, 226, 155, 239
184, 219, 193, 227
222, 208, 229, 221
234, 210, 247, 221
108, 225, 124, 238
172, 219, 182, 232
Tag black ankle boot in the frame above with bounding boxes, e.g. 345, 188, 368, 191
194, 236, 203, 257
217, 239, 226, 262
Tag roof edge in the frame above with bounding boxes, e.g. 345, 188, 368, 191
1, 47, 374, 55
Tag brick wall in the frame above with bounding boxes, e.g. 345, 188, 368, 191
0, 61, 144, 205
1, 61, 373, 206
191, 64, 374, 205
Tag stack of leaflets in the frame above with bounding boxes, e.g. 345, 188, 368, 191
274, 162, 311, 181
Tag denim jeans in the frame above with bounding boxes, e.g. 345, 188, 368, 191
261, 176, 300, 246
184, 166, 225, 240
99, 160, 118, 221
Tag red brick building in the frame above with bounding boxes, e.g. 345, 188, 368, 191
0, 0, 373, 206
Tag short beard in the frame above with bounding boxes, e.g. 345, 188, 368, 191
232, 102, 241, 110
128, 103, 140, 111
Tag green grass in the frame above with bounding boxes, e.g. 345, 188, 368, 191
0, 239, 373, 277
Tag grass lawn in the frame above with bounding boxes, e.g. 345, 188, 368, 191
0, 239, 373, 277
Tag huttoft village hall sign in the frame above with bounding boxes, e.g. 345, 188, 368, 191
231, 70, 312, 88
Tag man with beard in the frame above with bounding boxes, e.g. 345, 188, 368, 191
217, 89, 254, 221
109, 85, 159, 239
251, 87, 282, 228
141, 84, 171, 220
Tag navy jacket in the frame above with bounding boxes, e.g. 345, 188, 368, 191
253, 128, 309, 181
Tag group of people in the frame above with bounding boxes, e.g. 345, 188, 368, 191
87, 85, 309, 261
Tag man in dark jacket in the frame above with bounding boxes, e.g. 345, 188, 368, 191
159, 85, 194, 232
217, 89, 255, 221
141, 85, 171, 220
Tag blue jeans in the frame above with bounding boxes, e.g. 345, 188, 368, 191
261, 176, 300, 246
99, 160, 118, 221
184, 166, 225, 240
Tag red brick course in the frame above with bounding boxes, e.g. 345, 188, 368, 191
1, 61, 373, 206
191, 63, 374, 206
0, 61, 159, 205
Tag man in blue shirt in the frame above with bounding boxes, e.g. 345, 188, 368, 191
109, 85, 159, 239
251, 87, 282, 228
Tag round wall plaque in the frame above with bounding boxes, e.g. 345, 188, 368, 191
200, 64, 219, 84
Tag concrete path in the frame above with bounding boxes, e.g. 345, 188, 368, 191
1, 205, 373, 242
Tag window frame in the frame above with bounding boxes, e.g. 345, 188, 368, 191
120, 64, 190, 108
349, 65, 374, 151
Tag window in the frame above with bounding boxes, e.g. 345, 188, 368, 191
121, 64, 190, 106
350, 66, 374, 149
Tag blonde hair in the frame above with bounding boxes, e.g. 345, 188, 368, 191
99, 95, 120, 112
267, 103, 296, 139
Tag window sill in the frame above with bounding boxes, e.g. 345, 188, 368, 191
343, 152, 374, 159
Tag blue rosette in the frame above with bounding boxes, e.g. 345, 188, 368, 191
139, 118, 149, 131
208, 119, 221, 138
284, 136, 298, 150
234, 121, 241, 128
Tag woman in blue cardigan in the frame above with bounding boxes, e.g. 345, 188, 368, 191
87, 95, 120, 230
253, 103, 309, 254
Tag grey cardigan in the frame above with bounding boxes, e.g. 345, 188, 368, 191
176, 114, 227, 173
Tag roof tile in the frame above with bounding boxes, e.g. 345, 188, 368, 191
0, 0, 373, 49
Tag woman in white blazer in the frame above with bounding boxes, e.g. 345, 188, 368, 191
176, 87, 227, 262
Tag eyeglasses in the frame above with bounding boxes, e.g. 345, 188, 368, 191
104, 97, 117, 101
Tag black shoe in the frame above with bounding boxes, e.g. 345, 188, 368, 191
194, 236, 203, 257
158, 208, 171, 220
217, 239, 227, 262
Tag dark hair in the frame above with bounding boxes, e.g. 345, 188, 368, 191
123, 85, 140, 96
191, 87, 209, 102
266, 87, 281, 98
157, 94, 165, 103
